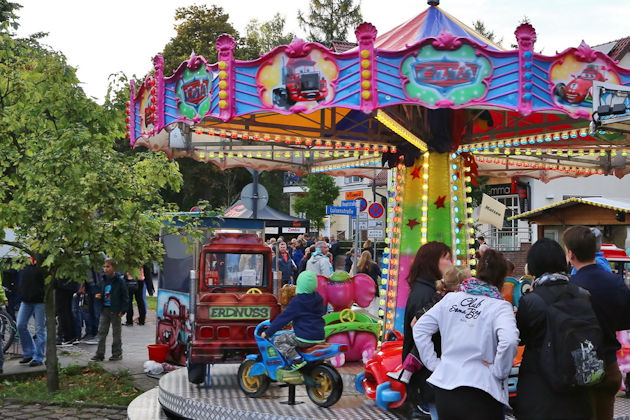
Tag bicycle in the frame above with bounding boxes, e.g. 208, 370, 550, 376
0, 306, 17, 353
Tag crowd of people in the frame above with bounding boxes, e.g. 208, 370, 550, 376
405, 226, 630, 420
265, 233, 380, 285
2, 225, 629, 420
0, 258, 154, 371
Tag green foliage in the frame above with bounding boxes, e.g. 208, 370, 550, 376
240, 13, 295, 60
297, 0, 363, 46
260, 170, 289, 214
472, 20, 503, 47
0, 363, 139, 406
0, 27, 186, 276
161, 5, 239, 74
293, 174, 340, 232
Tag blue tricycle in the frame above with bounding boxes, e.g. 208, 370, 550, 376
237, 320, 347, 407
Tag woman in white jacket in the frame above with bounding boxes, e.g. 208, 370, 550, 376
413, 249, 519, 419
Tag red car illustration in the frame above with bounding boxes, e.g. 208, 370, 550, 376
554, 64, 607, 104
272, 57, 328, 109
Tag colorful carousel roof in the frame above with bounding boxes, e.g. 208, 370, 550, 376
127, 3, 630, 180
371, 4, 502, 51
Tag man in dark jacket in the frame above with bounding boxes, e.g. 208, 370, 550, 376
16, 263, 46, 367
261, 271, 325, 371
91, 259, 129, 362
564, 226, 630, 420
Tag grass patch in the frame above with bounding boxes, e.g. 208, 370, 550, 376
0, 362, 141, 406
146, 296, 157, 311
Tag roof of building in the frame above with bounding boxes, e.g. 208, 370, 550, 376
331, 40, 358, 53
593, 36, 630, 61
508, 197, 630, 221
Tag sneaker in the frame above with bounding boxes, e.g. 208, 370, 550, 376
28, 360, 43, 367
19, 357, 33, 364
71, 338, 81, 345
57, 340, 73, 347
124, 323, 133, 327
79, 333, 90, 341
288, 358, 306, 372
109, 355, 123, 361
90, 355, 104, 362
84, 338, 99, 345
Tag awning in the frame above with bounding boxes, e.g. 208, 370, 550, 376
508, 197, 630, 221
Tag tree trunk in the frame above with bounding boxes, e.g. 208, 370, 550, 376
45, 279, 59, 392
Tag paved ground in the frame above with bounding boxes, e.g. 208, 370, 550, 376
1, 307, 160, 419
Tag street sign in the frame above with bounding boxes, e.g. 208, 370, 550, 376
368, 219, 384, 228
345, 191, 363, 200
368, 203, 385, 218
367, 229, 385, 239
341, 200, 356, 207
359, 212, 368, 220
359, 221, 368, 230
326, 205, 356, 217
357, 197, 368, 212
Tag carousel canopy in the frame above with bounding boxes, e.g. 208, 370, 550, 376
128, 2, 630, 180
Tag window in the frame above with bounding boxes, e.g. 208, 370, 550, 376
344, 176, 363, 184
203, 252, 267, 288
489, 195, 521, 251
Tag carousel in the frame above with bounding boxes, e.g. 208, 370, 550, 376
126, 1, 630, 418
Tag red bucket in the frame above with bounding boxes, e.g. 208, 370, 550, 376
147, 344, 169, 363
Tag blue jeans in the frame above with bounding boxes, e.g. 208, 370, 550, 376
83, 284, 102, 337
17, 302, 46, 362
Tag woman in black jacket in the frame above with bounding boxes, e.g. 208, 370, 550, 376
515, 238, 591, 419
403, 241, 453, 418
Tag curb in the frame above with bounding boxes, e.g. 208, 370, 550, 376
3, 397, 129, 410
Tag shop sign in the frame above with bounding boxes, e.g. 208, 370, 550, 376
282, 227, 306, 233
345, 191, 364, 200
264, 227, 279, 234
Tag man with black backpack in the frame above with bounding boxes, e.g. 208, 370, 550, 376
565, 226, 630, 420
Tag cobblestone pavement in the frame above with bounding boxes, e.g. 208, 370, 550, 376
0, 400, 127, 420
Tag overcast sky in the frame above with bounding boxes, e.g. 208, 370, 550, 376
14, 0, 630, 102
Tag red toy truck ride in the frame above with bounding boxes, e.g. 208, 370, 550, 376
187, 233, 281, 383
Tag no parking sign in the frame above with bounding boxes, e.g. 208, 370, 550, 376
356, 197, 368, 212
368, 202, 384, 218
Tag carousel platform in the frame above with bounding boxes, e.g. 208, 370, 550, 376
127, 364, 630, 420
127, 363, 399, 420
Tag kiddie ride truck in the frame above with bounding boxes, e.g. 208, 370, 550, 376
187, 233, 281, 384
272, 57, 328, 109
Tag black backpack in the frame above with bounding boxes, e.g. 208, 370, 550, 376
532, 283, 605, 392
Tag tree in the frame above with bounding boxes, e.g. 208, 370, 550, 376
240, 13, 295, 60
293, 174, 340, 232
161, 5, 240, 74
297, 0, 363, 46
472, 20, 503, 47
0, 16, 183, 391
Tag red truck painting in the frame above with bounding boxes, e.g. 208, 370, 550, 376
272, 57, 328, 109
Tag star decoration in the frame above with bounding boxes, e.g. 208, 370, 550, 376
410, 166, 421, 179
406, 218, 420, 230
434, 195, 446, 209
457, 222, 465, 229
